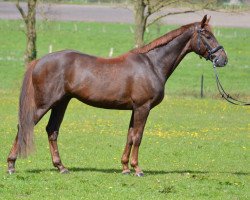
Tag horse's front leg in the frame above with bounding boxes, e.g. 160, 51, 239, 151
123, 103, 150, 176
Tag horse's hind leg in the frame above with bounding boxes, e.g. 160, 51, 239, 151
46, 98, 70, 174
7, 107, 48, 174
7, 134, 18, 174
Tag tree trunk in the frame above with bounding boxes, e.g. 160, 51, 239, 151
16, 0, 37, 64
26, 0, 37, 63
133, 0, 147, 47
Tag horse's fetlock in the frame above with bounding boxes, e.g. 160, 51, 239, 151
7, 156, 16, 163
53, 159, 62, 167
130, 160, 138, 168
121, 157, 129, 165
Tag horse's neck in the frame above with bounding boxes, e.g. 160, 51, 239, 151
146, 27, 194, 82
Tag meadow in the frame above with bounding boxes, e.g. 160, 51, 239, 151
0, 19, 249, 199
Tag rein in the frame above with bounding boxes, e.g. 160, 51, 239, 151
213, 65, 250, 106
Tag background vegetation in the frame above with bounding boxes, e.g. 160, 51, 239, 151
2, 0, 250, 6
0, 20, 249, 199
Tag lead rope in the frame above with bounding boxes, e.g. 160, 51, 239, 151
213, 65, 250, 106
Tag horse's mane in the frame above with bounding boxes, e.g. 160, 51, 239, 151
97, 21, 211, 63
131, 23, 194, 54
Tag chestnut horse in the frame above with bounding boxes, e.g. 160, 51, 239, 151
7, 15, 227, 176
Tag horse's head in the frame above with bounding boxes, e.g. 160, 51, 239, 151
191, 15, 228, 67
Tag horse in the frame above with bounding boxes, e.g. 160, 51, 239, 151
7, 15, 227, 176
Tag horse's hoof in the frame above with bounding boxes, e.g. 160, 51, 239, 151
7, 168, 15, 175
135, 172, 144, 177
122, 170, 131, 175
60, 168, 70, 174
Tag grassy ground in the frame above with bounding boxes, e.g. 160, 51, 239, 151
0, 20, 249, 199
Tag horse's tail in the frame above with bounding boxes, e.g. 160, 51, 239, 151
17, 60, 39, 157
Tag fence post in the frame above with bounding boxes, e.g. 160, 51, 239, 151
200, 74, 204, 98
109, 47, 114, 57
49, 44, 52, 53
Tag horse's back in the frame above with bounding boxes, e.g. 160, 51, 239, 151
33, 50, 95, 72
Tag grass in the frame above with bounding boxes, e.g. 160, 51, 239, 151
0, 20, 249, 199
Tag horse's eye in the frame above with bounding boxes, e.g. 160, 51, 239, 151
206, 35, 212, 40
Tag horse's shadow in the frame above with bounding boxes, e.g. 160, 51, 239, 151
26, 167, 249, 176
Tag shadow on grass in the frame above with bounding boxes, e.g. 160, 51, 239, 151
69, 167, 209, 175
26, 167, 250, 176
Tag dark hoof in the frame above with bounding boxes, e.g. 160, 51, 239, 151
135, 172, 144, 177
122, 170, 131, 175
7, 168, 15, 175
60, 168, 70, 174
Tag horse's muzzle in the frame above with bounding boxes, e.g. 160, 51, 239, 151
213, 50, 228, 67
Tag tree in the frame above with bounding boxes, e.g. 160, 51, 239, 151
132, 0, 217, 47
133, 0, 147, 47
16, 0, 37, 64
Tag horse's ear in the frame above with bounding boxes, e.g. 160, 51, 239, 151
201, 15, 207, 28
207, 16, 211, 24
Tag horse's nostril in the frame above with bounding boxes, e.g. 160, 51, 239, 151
213, 58, 218, 65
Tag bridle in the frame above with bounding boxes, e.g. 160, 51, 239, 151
196, 26, 224, 61
196, 25, 250, 106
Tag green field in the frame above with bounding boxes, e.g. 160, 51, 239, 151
0, 20, 249, 199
